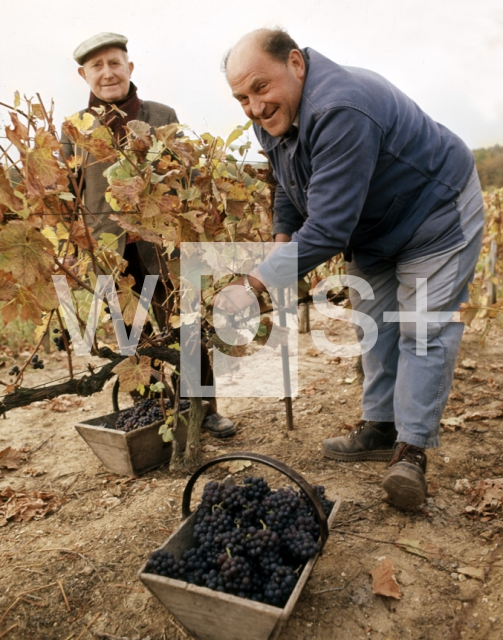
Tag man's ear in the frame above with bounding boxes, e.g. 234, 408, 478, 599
78, 67, 87, 81
128, 61, 134, 76
289, 49, 306, 80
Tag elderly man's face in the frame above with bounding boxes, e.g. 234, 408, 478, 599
78, 46, 134, 102
227, 42, 305, 138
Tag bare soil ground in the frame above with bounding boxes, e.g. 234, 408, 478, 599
1, 309, 503, 640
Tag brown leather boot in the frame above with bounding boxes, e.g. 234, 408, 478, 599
322, 420, 397, 461
382, 442, 428, 510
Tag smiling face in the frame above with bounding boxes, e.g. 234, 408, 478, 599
226, 39, 306, 138
78, 46, 134, 102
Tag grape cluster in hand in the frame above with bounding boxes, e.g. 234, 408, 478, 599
52, 328, 72, 352
145, 477, 333, 607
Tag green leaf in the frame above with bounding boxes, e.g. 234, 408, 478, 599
158, 424, 174, 442
168, 342, 181, 351
136, 382, 146, 396
150, 381, 165, 393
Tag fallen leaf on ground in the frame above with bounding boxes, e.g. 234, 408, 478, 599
0, 486, 66, 526
21, 468, 46, 477
464, 478, 503, 519
441, 417, 464, 431
461, 359, 477, 370
0, 446, 29, 470
457, 566, 486, 581
220, 460, 252, 474
395, 538, 442, 560
370, 558, 402, 599
45, 395, 83, 412
454, 479, 472, 493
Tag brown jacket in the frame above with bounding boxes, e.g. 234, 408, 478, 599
60, 100, 178, 262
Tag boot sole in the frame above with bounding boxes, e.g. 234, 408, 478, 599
322, 446, 395, 462
204, 427, 237, 439
382, 462, 427, 510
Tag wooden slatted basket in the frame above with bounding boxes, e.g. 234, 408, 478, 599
75, 402, 209, 476
138, 452, 341, 640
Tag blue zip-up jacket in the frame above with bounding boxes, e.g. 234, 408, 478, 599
256, 48, 474, 286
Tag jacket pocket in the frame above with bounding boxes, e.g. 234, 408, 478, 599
354, 192, 411, 243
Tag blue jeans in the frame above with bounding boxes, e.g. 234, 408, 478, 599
346, 168, 484, 449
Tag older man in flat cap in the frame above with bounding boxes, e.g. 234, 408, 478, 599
61, 32, 235, 438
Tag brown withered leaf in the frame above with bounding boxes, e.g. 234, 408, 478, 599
0, 486, 66, 526
109, 214, 163, 246
370, 558, 402, 599
0, 446, 29, 470
114, 355, 153, 392
62, 120, 117, 162
27, 279, 60, 312
457, 566, 486, 581
154, 123, 179, 146
5, 112, 29, 152
395, 538, 442, 560
464, 478, 503, 518
0, 220, 55, 286
127, 120, 153, 145
69, 220, 97, 251
110, 175, 145, 208
139, 184, 180, 218
180, 209, 208, 234
116, 274, 150, 326
0, 165, 23, 214
12, 286, 45, 325
22, 129, 65, 198
45, 395, 83, 412
0, 278, 17, 301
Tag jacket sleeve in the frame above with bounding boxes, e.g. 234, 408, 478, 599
272, 181, 306, 237
257, 107, 383, 287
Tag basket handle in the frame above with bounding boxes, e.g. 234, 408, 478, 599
181, 452, 329, 549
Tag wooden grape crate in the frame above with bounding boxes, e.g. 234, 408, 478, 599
75, 402, 208, 476
138, 453, 342, 640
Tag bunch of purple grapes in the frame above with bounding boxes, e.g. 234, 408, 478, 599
114, 398, 164, 432
145, 477, 333, 607
113, 397, 191, 432
52, 328, 71, 352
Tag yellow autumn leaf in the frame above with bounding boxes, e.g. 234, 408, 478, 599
66, 111, 96, 132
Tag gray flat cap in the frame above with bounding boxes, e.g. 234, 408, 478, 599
73, 32, 128, 65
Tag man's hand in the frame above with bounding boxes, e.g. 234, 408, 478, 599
213, 278, 258, 314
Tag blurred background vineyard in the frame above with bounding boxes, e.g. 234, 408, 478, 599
474, 144, 503, 191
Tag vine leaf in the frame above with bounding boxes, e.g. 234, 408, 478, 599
117, 274, 146, 326
114, 355, 153, 392
0, 220, 55, 286
139, 184, 179, 218
28, 279, 60, 312
24, 129, 65, 197
0, 166, 23, 216
62, 120, 117, 162
109, 175, 145, 208
69, 220, 97, 251
108, 214, 163, 245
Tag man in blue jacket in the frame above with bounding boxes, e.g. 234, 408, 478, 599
222, 28, 484, 509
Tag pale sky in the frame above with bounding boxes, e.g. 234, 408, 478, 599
0, 0, 502, 156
